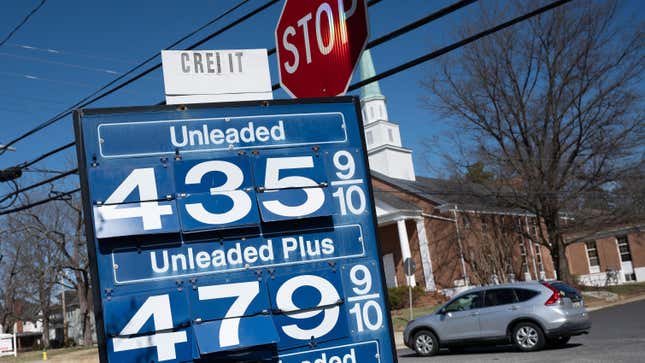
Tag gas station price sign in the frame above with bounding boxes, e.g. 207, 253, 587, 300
74, 97, 397, 363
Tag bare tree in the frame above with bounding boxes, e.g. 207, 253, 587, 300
424, 0, 644, 281
7, 189, 94, 346
0, 233, 27, 333
460, 214, 526, 284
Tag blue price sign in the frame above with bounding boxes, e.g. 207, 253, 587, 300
74, 97, 397, 362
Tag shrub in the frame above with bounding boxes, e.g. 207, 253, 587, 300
387, 286, 425, 310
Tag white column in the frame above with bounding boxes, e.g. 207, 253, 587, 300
416, 219, 436, 291
397, 219, 416, 287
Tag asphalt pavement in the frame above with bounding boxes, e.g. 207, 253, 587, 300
397, 299, 645, 363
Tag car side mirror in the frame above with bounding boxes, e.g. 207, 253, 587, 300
438, 308, 446, 315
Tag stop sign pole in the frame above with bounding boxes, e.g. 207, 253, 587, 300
275, 0, 369, 98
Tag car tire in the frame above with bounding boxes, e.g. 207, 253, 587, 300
413, 330, 439, 357
547, 336, 571, 347
512, 322, 545, 352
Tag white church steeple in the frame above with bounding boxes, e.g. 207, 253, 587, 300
359, 50, 416, 181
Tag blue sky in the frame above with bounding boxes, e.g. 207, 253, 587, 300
0, 0, 642, 198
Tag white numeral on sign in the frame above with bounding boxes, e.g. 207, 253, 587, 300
348, 265, 384, 332
98, 168, 173, 230
197, 281, 260, 347
184, 161, 252, 225
112, 295, 187, 361
276, 275, 340, 340
350, 264, 372, 295
263, 157, 324, 217
349, 301, 383, 332
332, 185, 366, 215
333, 150, 355, 180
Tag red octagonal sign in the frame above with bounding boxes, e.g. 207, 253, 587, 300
275, 0, 369, 98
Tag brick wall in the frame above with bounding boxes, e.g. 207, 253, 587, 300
566, 228, 645, 276
371, 177, 559, 289
597, 237, 621, 271
629, 232, 645, 268
566, 242, 589, 275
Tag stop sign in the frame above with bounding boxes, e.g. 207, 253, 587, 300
275, 0, 369, 98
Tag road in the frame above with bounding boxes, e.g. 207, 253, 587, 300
397, 299, 645, 363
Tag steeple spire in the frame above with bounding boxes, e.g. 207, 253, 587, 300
358, 49, 416, 181
359, 49, 383, 101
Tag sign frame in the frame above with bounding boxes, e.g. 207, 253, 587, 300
74, 97, 398, 363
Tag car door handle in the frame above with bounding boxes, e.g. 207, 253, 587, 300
508, 306, 519, 311
469, 312, 480, 317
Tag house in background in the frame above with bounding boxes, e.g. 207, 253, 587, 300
0, 291, 96, 351
49, 290, 96, 347
566, 223, 645, 286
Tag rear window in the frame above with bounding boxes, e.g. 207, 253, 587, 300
514, 288, 539, 302
484, 289, 517, 307
549, 282, 582, 302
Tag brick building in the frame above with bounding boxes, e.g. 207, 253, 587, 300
565, 223, 645, 286
371, 172, 557, 296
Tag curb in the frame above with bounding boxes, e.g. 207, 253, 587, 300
394, 331, 406, 350
587, 294, 645, 312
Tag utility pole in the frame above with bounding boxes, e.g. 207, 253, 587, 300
61, 279, 68, 347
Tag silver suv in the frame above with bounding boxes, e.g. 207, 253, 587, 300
403, 281, 591, 356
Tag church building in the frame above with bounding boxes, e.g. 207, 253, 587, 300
358, 50, 558, 295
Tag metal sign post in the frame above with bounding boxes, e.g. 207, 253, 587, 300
404, 257, 416, 321
74, 97, 398, 362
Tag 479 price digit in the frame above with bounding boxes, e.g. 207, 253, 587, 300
111, 264, 384, 360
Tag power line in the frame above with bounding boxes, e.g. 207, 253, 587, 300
0, 0, 391, 181
0, 0, 48, 47
347, 0, 573, 92
0, 188, 79, 216
0, 0, 574, 215
0, 0, 479, 207
0, 0, 256, 156
0, 51, 120, 74
0, 0, 276, 205
7, 42, 138, 65
0, 0, 392, 156
0, 168, 77, 205
271, 0, 477, 90
21, 141, 76, 169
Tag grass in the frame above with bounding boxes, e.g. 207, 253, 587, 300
590, 281, 645, 295
0, 346, 97, 362
390, 305, 438, 332
579, 280, 645, 296
579, 281, 645, 308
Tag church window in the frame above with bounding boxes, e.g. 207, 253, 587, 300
388, 128, 394, 142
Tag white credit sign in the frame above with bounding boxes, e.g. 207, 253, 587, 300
161, 49, 273, 104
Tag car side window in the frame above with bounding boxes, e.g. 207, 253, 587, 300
484, 288, 518, 307
515, 288, 539, 302
444, 292, 483, 312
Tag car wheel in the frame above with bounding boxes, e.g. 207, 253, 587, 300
547, 336, 571, 347
512, 322, 545, 352
413, 330, 439, 357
